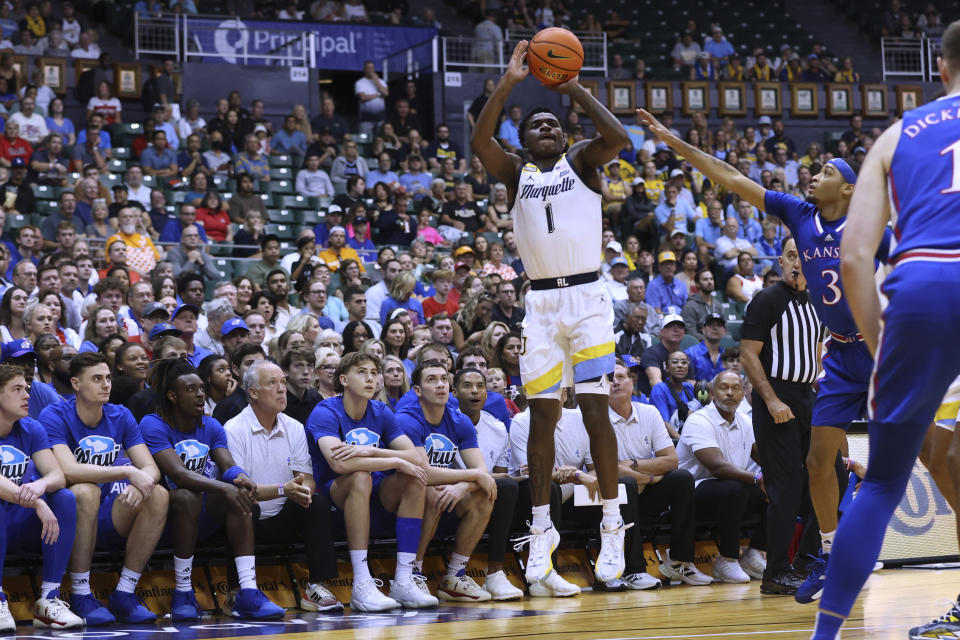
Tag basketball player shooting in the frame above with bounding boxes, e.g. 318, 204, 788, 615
470, 40, 631, 588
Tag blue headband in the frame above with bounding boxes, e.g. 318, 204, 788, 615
827, 159, 857, 185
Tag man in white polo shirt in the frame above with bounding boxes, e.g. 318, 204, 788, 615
607, 359, 708, 589
677, 370, 767, 584
223, 360, 342, 612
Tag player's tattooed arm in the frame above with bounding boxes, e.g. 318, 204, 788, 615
637, 108, 766, 211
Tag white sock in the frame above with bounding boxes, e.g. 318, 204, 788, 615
70, 572, 91, 596
413, 559, 423, 572
446, 553, 469, 577
40, 581, 59, 598
174, 556, 193, 592
234, 556, 257, 591
531, 504, 551, 530
601, 498, 620, 528
396, 552, 416, 582
350, 550, 372, 583
116, 567, 141, 594
820, 529, 836, 553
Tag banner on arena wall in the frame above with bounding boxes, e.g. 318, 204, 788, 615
186, 17, 436, 70
6, 575, 35, 622
847, 434, 958, 562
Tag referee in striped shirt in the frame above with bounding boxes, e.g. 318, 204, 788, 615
740, 235, 823, 595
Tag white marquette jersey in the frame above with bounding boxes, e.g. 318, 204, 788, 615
511, 153, 602, 280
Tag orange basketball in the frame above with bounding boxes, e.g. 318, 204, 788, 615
526, 28, 584, 86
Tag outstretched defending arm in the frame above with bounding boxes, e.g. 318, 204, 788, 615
470, 41, 527, 186
637, 108, 766, 211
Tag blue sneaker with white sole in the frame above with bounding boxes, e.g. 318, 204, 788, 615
70, 593, 116, 626
794, 554, 827, 604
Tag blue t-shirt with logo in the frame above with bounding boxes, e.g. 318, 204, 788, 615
43, 398, 144, 467
395, 402, 479, 468
0, 417, 49, 487
305, 396, 403, 483
139, 413, 226, 488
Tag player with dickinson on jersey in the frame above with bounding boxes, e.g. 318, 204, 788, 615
471, 41, 633, 589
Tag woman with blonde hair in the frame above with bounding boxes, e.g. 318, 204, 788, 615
291, 103, 312, 141
486, 182, 512, 231
455, 289, 495, 339
379, 354, 409, 410
314, 346, 340, 399
379, 270, 424, 326
285, 312, 322, 349
80, 305, 120, 352
480, 321, 509, 363
358, 338, 385, 362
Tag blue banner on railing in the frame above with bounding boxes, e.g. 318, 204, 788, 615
187, 17, 436, 70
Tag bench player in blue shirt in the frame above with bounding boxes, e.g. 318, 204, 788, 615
0, 364, 83, 630
139, 357, 284, 621
395, 361, 499, 603
639, 107, 892, 600
305, 351, 436, 612
816, 21, 960, 640
43, 352, 168, 626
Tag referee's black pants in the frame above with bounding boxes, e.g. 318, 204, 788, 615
752, 380, 816, 579
228, 494, 338, 588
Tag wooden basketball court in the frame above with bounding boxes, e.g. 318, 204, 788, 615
6, 568, 952, 640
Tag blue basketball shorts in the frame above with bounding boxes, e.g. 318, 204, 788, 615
812, 339, 875, 430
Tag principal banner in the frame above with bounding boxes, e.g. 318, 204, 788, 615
847, 434, 958, 562
186, 18, 435, 69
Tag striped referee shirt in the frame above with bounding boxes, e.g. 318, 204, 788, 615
740, 281, 823, 384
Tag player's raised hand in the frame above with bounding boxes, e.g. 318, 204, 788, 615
636, 108, 677, 145
548, 74, 581, 95
505, 40, 529, 85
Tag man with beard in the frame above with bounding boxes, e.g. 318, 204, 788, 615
106, 208, 160, 277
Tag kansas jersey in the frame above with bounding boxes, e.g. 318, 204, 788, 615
765, 191, 892, 336
304, 396, 403, 483
139, 414, 227, 487
511, 153, 602, 280
43, 398, 144, 466
395, 403, 479, 469
890, 93, 960, 260
0, 417, 49, 486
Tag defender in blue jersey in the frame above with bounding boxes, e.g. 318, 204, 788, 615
304, 351, 437, 612
817, 21, 960, 640
139, 357, 283, 622
639, 106, 892, 599
0, 365, 83, 630
43, 352, 168, 626
395, 361, 498, 603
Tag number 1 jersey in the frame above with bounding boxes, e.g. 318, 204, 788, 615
510, 153, 602, 280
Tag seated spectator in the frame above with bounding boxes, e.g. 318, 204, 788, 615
715, 217, 757, 271
802, 55, 831, 82
834, 56, 860, 83
653, 184, 697, 237
229, 172, 267, 222
771, 148, 799, 189
379, 271, 423, 326
14, 29, 44, 55
726, 252, 763, 303
310, 96, 349, 143
723, 54, 745, 81
203, 131, 233, 179
270, 114, 307, 161
71, 29, 101, 58
70, 125, 107, 173
671, 31, 700, 73
649, 350, 693, 433
918, 3, 944, 37
692, 52, 716, 80
685, 312, 726, 381
763, 120, 797, 158
107, 207, 160, 276
29, 132, 69, 186
235, 134, 270, 182
422, 269, 458, 320
318, 226, 364, 274
166, 223, 220, 280
0, 121, 32, 167
84, 197, 113, 241
496, 107, 522, 155
45, 97, 75, 145
416, 206, 445, 246
9, 96, 47, 145
330, 139, 368, 188
779, 57, 803, 83
113, 182, 146, 220
749, 51, 774, 81
295, 153, 334, 198
677, 371, 766, 583
365, 152, 399, 192
639, 313, 686, 395
177, 133, 210, 179
140, 130, 178, 178
347, 215, 375, 252
195, 191, 232, 244
176, 98, 206, 142
426, 122, 465, 172
232, 210, 265, 259
441, 183, 484, 234
86, 81, 121, 130
732, 198, 763, 245
160, 203, 208, 244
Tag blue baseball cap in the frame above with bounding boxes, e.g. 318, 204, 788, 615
620, 354, 641, 369
172, 303, 201, 320
148, 322, 182, 340
220, 317, 249, 337
610, 256, 629, 268
1, 338, 35, 362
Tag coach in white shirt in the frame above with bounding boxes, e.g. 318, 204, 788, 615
608, 360, 707, 589
677, 370, 766, 583
223, 360, 342, 611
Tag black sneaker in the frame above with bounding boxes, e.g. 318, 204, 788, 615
908, 594, 960, 639
760, 570, 804, 595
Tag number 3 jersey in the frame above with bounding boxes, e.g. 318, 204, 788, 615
764, 190, 892, 336
511, 153, 602, 280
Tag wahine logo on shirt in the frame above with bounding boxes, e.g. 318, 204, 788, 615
0, 445, 30, 485
518, 176, 576, 201
344, 427, 380, 447
425, 433, 458, 468
175, 439, 211, 474
75, 435, 121, 466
